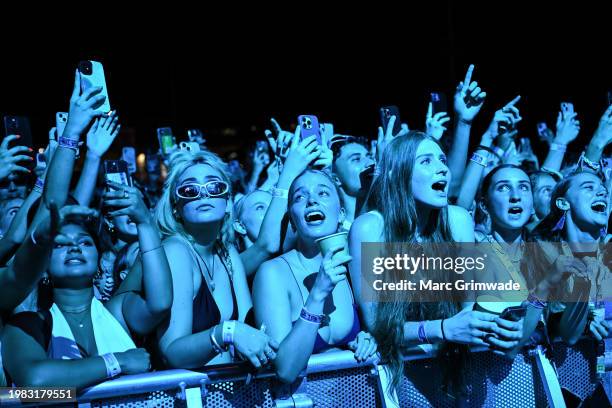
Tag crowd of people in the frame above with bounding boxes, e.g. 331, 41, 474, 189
0, 64, 610, 404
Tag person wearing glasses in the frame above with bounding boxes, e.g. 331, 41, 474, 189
154, 149, 278, 369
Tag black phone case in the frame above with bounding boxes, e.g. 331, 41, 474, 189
380, 106, 401, 135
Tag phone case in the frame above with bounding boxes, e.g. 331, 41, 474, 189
320, 123, 334, 146
104, 160, 131, 186
298, 115, 321, 144
157, 127, 176, 155
56, 112, 68, 139
430, 92, 448, 114
121, 147, 137, 174
380, 106, 401, 135
78, 60, 111, 114
3, 116, 32, 147
179, 141, 200, 153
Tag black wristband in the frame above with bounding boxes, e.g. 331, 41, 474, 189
475, 145, 501, 160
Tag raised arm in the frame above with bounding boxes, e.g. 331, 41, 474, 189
457, 96, 521, 210
541, 110, 580, 171
73, 112, 120, 206
585, 105, 612, 164
447, 64, 487, 197
103, 182, 172, 335
240, 127, 321, 277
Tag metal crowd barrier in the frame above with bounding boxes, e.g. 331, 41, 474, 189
2, 340, 610, 407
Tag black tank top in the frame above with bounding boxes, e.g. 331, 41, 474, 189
192, 243, 239, 333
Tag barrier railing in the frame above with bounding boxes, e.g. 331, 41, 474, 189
1, 339, 609, 407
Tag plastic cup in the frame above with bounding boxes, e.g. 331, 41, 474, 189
315, 232, 349, 259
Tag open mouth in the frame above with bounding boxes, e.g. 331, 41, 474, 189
304, 210, 326, 225
508, 206, 524, 215
431, 180, 447, 193
591, 201, 607, 213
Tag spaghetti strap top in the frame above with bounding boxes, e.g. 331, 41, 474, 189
280, 251, 361, 354
192, 245, 239, 334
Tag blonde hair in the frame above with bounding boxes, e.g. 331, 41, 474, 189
155, 149, 235, 249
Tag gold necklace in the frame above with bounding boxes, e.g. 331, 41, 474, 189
61, 306, 91, 329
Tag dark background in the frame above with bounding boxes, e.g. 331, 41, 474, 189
0, 4, 609, 162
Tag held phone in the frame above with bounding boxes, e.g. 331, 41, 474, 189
297, 115, 321, 144
380, 105, 401, 135
121, 147, 137, 175
157, 127, 176, 156
430, 92, 448, 115
179, 141, 200, 153
499, 305, 527, 322
104, 160, 132, 187
187, 129, 206, 145
536, 122, 548, 137
146, 153, 161, 175
560, 101, 574, 116
3, 115, 34, 170
56, 112, 68, 139
255, 140, 268, 155
320, 123, 334, 146
78, 60, 111, 114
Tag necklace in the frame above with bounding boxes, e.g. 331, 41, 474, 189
196, 248, 216, 292
60, 305, 91, 328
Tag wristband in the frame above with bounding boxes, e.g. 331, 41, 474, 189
299, 307, 330, 327
210, 325, 227, 354
550, 143, 567, 153
470, 152, 488, 167
58, 136, 81, 154
417, 321, 430, 344
222, 320, 236, 345
101, 353, 122, 378
33, 178, 44, 194
527, 292, 547, 309
579, 152, 601, 171
270, 187, 289, 199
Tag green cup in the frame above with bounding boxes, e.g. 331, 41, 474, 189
315, 232, 349, 259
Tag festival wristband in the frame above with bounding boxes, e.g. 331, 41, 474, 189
299, 307, 330, 327
210, 325, 227, 353
417, 321, 430, 344
270, 187, 289, 199
58, 136, 81, 155
101, 353, 122, 378
33, 177, 44, 194
550, 143, 567, 153
222, 320, 236, 345
476, 145, 501, 160
470, 152, 488, 167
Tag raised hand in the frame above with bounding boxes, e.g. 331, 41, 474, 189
593, 105, 612, 146
554, 109, 580, 146
454, 64, 487, 123
376, 115, 409, 162
0, 135, 32, 181
277, 126, 321, 186
87, 111, 121, 158
62, 70, 107, 140
33, 202, 99, 246
426, 102, 451, 140
484, 96, 522, 142
265, 118, 294, 160
311, 243, 352, 300
103, 182, 152, 225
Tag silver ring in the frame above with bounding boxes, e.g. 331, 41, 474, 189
123, 190, 129, 199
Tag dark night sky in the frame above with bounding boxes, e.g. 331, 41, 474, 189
0, 4, 609, 162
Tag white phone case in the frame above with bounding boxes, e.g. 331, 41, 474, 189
55, 112, 68, 138
80, 61, 111, 114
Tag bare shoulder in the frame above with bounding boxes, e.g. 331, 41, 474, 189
350, 212, 384, 243
254, 256, 291, 285
448, 205, 475, 242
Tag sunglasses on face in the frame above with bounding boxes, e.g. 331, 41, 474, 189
175, 180, 230, 200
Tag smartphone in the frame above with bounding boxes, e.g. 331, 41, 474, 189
78, 60, 111, 114
156, 127, 176, 155
146, 153, 161, 175
121, 147, 137, 175
55, 112, 68, 139
256, 140, 268, 154
536, 122, 547, 137
519, 138, 531, 153
297, 115, 321, 144
3, 116, 34, 170
430, 92, 448, 115
35, 153, 46, 172
499, 305, 527, 322
179, 141, 200, 153
560, 101, 574, 116
187, 129, 205, 145
380, 106, 401, 135
104, 160, 131, 187
320, 123, 334, 146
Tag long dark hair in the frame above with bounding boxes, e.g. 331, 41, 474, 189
366, 132, 463, 394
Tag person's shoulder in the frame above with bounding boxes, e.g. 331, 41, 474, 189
448, 205, 475, 242
4, 311, 51, 348
350, 212, 384, 241
255, 254, 292, 283
162, 236, 193, 256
